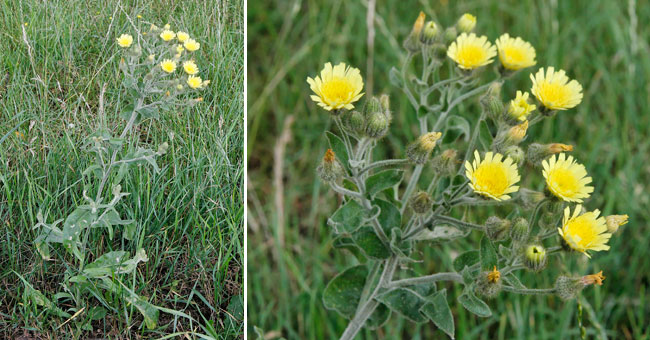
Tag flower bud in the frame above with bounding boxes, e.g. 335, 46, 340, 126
475, 266, 502, 299
403, 11, 426, 53
379, 94, 392, 120
510, 217, 529, 243
605, 214, 628, 233
524, 244, 547, 272
518, 189, 545, 210
317, 149, 344, 182
406, 132, 442, 164
538, 211, 558, 230
527, 143, 573, 166
147, 54, 155, 62
456, 13, 476, 33
431, 149, 459, 176
480, 82, 504, 120
507, 121, 528, 144
504, 146, 525, 166
443, 27, 458, 44
555, 271, 605, 301
420, 21, 439, 44
365, 111, 389, 138
344, 110, 366, 136
410, 191, 433, 214
363, 97, 382, 118
485, 216, 511, 241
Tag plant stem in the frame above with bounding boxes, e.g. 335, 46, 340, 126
387, 272, 463, 289
331, 183, 363, 199
502, 286, 556, 295
358, 158, 409, 176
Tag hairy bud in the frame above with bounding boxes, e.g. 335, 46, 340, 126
605, 214, 628, 233
524, 244, 547, 272
406, 132, 442, 164
344, 110, 366, 136
527, 143, 574, 166
410, 191, 433, 214
475, 266, 502, 299
504, 146, 525, 166
443, 26, 458, 44
365, 111, 389, 138
431, 149, 459, 176
554, 271, 605, 301
480, 82, 504, 120
404, 12, 426, 53
485, 216, 511, 241
317, 149, 344, 182
456, 13, 477, 33
420, 21, 439, 44
510, 217, 529, 243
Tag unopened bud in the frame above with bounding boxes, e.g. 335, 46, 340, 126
317, 149, 344, 182
475, 266, 502, 299
420, 21, 439, 44
431, 149, 459, 176
527, 143, 574, 166
365, 111, 389, 139
555, 271, 605, 301
524, 244, 547, 272
363, 97, 382, 117
456, 13, 477, 33
443, 27, 458, 44
410, 191, 433, 214
344, 110, 366, 136
485, 216, 511, 241
480, 82, 503, 119
403, 12, 426, 53
504, 146, 525, 166
510, 217, 529, 243
147, 54, 155, 62
379, 94, 390, 115
507, 121, 528, 144
406, 132, 442, 164
518, 189, 545, 209
605, 214, 628, 233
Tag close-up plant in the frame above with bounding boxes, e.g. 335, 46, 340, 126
247, 1, 649, 339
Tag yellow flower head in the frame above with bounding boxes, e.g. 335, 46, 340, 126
177, 31, 189, 42
495, 34, 536, 70
116, 34, 133, 48
187, 75, 203, 89
465, 150, 520, 201
558, 205, 611, 257
160, 30, 176, 41
457, 13, 476, 33
508, 91, 536, 121
306, 62, 364, 111
605, 214, 628, 233
530, 67, 583, 110
447, 33, 496, 70
542, 153, 593, 202
160, 59, 177, 73
176, 45, 185, 54
184, 38, 200, 51
183, 60, 199, 75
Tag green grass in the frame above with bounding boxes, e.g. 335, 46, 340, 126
0, 0, 243, 338
247, 0, 650, 339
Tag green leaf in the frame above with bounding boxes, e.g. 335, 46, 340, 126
374, 199, 401, 234
125, 293, 159, 330
377, 287, 428, 323
326, 132, 349, 172
458, 287, 491, 317
83, 249, 148, 278
421, 289, 454, 339
14, 272, 70, 318
323, 265, 368, 318
389, 67, 403, 88
453, 250, 479, 272
225, 294, 244, 329
480, 236, 497, 271
366, 170, 403, 198
328, 200, 365, 233
366, 303, 391, 330
503, 273, 526, 289
411, 225, 465, 242
352, 226, 390, 259
446, 115, 471, 141
63, 208, 94, 262
478, 119, 494, 150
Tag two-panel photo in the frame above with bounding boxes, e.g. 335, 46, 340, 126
0, 0, 648, 339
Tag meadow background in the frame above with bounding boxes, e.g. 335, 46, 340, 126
247, 0, 650, 339
0, 0, 243, 338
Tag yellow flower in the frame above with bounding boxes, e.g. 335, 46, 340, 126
306, 62, 364, 111
581, 271, 605, 286
137, 15, 142, 19
176, 45, 185, 54
558, 205, 611, 257
605, 214, 628, 233
542, 153, 593, 202
447, 33, 496, 70
457, 13, 476, 33
508, 91, 536, 121
495, 34, 536, 70
177, 31, 189, 42
116, 34, 133, 48
160, 30, 176, 41
201, 79, 211, 88
187, 75, 203, 89
465, 150, 520, 201
160, 59, 177, 73
164, 24, 171, 30
486, 266, 500, 283
184, 38, 200, 51
530, 67, 583, 110
183, 60, 199, 75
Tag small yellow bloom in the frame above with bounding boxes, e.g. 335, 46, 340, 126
447, 33, 496, 70
507, 120, 528, 143
306, 62, 364, 111
176, 45, 185, 54
548, 143, 573, 153
486, 266, 500, 283
558, 205, 611, 257
184, 38, 200, 51
160, 59, 177, 73
605, 214, 628, 233
164, 24, 171, 30
530, 67, 583, 110
137, 15, 142, 19
24, 22, 28, 27
176, 84, 183, 90
542, 153, 593, 202
160, 30, 176, 41
201, 79, 211, 88
465, 150, 520, 201
457, 13, 476, 33
116, 34, 133, 48
581, 271, 605, 286
419, 132, 442, 151
495, 34, 536, 70
183, 60, 199, 75
187, 75, 203, 89
177, 31, 189, 42
508, 91, 536, 121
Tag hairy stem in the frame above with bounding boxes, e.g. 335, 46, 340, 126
387, 272, 463, 289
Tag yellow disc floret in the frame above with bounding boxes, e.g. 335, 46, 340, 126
116, 34, 133, 48
160, 59, 177, 73
530, 67, 583, 110
465, 150, 520, 201
542, 153, 593, 202
183, 60, 199, 75
495, 34, 536, 70
306, 62, 364, 111
447, 33, 496, 70
558, 205, 611, 257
